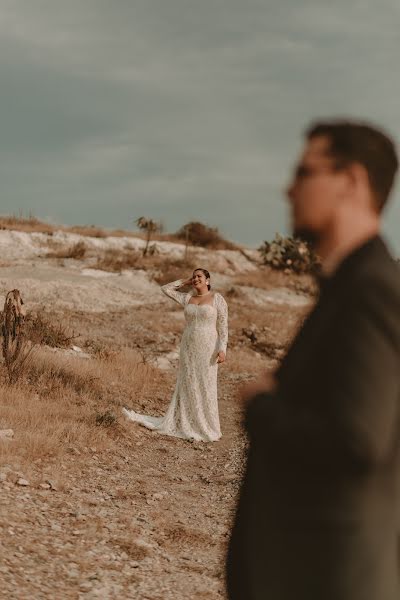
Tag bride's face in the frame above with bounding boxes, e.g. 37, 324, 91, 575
192, 270, 208, 291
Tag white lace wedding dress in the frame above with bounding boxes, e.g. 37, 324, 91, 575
123, 280, 228, 442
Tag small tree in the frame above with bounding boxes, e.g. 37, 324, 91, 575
135, 217, 162, 256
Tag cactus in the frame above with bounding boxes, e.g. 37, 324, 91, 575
259, 234, 320, 274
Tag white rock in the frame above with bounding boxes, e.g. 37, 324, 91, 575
152, 356, 172, 370
16, 478, 29, 486
152, 492, 168, 501
0, 429, 14, 439
46, 479, 58, 491
39, 483, 51, 490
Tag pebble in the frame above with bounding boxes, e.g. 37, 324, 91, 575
16, 478, 30, 487
79, 581, 93, 591
0, 429, 14, 439
152, 492, 167, 501
46, 480, 58, 491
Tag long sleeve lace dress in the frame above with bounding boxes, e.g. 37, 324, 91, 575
123, 280, 228, 442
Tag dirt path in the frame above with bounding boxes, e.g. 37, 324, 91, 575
0, 373, 248, 600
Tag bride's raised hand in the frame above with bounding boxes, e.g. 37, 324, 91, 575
178, 276, 193, 288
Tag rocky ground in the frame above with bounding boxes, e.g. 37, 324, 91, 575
0, 229, 312, 599
0, 371, 247, 600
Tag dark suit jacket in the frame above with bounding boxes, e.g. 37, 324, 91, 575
227, 236, 400, 600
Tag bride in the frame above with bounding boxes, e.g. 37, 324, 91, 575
123, 268, 228, 442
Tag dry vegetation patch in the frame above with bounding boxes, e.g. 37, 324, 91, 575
0, 214, 55, 234
94, 248, 140, 272
0, 214, 137, 239
93, 249, 198, 285
151, 257, 198, 286
25, 311, 79, 348
66, 225, 108, 238
0, 347, 167, 465
46, 240, 87, 260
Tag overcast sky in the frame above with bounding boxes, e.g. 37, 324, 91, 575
1, 1, 400, 250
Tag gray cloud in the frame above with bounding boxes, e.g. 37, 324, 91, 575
0, 0, 399, 248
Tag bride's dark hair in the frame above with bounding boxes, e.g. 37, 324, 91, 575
193, 268, 211, 290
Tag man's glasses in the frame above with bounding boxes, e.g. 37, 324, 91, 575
293, 164, 341, 182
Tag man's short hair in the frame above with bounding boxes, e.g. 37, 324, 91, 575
306, 120, 399, 212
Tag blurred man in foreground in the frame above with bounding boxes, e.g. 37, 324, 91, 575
227, 120, 400, 600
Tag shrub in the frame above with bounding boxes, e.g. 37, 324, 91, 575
24, 312, 79, 348
67, 225, 107, 238
175, 221, 236, 250
94, 248, 140, 272
0, 213, 54, 234
47, 241, 87, 259
259, 234, 320, 274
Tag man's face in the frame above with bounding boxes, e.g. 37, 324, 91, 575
287, 136, 345, 244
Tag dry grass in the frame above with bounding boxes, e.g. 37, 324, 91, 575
0, 347, 167, 465
151, 257, 198, 286
0, 214, 138, 239
92, 249, 197, 282
46, 241, 87, 260
66, 225, 108, 238
128, 229, 240, 250
94, 248, 140, 272
0, 214, 55, 234
24, 311, 79, 348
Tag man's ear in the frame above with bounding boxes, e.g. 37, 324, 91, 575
345, 162, 370, 199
